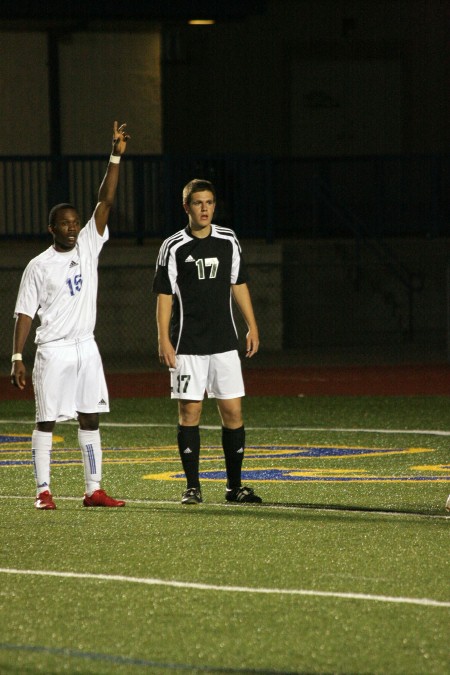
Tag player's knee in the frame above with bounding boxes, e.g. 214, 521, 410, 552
221, 413, 243, 428
78, 412, 99, 430
217, 402, 242, 428
179, 412, 201, 426
36, 421, 55, 433
178, 401, 202, 426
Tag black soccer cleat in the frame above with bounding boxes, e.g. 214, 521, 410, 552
225, 486, 262, 504
181, 487, 203, 504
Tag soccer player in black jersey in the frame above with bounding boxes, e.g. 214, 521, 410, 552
152, 179, 262, 505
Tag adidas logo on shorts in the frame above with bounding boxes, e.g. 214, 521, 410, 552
98, 399, 107, 406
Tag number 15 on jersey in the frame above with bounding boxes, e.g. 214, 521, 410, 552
66, 274, 83, 296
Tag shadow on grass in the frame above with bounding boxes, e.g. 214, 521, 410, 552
124, 499, 446, 519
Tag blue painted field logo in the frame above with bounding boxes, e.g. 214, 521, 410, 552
0, 435, 64, 467
234, 445, 431, 459
0, 435, 33, 445
142, 445, 450, 483
0, 434, 64, 448
2, 441, 449, 482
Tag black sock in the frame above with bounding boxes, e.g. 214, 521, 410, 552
222, 425, 245, 490
177, 424, 201, 489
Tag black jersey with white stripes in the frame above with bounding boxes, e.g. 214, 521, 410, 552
153, 224, 248, 355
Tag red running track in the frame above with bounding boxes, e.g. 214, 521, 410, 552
2, 364, 450, 400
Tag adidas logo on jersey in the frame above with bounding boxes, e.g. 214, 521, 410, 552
185, 255, 195, 263
69, 260, 78, 267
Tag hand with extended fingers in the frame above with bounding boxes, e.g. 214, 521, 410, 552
112, 121, 130, 156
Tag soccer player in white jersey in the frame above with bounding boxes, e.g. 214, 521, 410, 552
153, 178, 262, 505
10, 121, 130, 510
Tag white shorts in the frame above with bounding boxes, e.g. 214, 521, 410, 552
170, 350, 245, 400
32, 336, 109, 423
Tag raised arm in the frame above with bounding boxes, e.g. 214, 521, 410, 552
93, 121, 130, 236
231, 283, 260, 358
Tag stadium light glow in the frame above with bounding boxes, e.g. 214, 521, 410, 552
188, 19, 215, 25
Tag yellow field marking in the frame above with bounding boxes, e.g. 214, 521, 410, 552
411, 464, 450, 472
286, 468, 367, 476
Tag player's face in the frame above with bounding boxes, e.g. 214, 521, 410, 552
184, 190, 215, 234
49, 208, 81, 252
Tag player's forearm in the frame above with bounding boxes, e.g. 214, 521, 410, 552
94, 161, 121, 234
156, 294, 176, 367
94, 126, 129, 230
97, 160, 120, 206
156, 294, 173, 341
232, 284, 259, 357
232, 284, 259, 332
12, 313, 33, 355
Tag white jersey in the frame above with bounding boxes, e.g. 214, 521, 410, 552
14, 215, 109, 345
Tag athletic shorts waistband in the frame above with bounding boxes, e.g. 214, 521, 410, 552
37, 334, 95, 348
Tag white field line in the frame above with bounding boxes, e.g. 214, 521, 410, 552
0, 494, 448, 519
1, 419, 450, 436
1, 567, 448, 608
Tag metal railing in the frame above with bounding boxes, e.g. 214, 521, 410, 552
0, 153, 448, 242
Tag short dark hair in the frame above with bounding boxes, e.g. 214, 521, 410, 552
182, 179, 216, 205
48, 203, 76, 228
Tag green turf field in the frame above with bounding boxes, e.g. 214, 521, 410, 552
1, 395, 449, 674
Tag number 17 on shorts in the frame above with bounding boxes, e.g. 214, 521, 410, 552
169, 352, 245, 400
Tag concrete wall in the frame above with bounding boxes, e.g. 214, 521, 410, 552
1, 1, 450, 157
0, 30, 161, 156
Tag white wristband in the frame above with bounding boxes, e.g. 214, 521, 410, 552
109, 154, 121, 164
11, 353, 23, 362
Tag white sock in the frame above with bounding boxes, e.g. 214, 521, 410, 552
78, 429, 102, 496
32, 430, 52, 496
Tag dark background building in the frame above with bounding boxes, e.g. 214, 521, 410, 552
1, 1, 449, 367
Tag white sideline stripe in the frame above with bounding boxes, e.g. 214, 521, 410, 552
1, 494, 448, 519
0, 567, 448, 608
1, 419, 450, 436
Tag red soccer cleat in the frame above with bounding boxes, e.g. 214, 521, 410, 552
34, 490, 56, 510
83, 489, 125, 508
